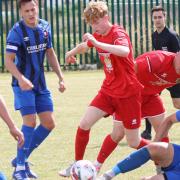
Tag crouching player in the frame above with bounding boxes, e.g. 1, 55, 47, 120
98, 110, 180, 180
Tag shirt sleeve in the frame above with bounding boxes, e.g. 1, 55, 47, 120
46, 24, 53, 49
112, 30, 129, 47
6, 29, 21, 53
169, 33, 180, 52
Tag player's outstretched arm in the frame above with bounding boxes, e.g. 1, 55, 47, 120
65, 42, 89, 64
154, 112, 178, 142
0, 94, 24, 147
98, 147, 151, 179
46, 48, 66, 93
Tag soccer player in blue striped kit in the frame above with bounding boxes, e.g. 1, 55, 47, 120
5, 0, 65, 179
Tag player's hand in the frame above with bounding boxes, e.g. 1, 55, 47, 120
65, 52, 77, 64
83, 33, 97, 46
18, 76, 34, 91
9, 126, 24, 147
59, 80, 66, 93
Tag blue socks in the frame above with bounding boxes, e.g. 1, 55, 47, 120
17, 125, 34, 166
26, 125, 51, 158
112, 147, 151, 175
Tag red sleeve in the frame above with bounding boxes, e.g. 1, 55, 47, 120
112, 29, 129, 47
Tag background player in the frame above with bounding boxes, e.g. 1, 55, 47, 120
142, 6, 180, 140
93, 50, 180, 173
98, 110, 180, 180
5, 0, 65, 179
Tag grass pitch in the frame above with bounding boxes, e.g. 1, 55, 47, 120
0, 70, 179, 180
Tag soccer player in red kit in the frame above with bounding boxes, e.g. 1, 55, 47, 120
59, 1, 149, 177
93, 50, 180, 173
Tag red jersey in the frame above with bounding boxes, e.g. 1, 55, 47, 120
136, 50, 180, 95
87, 25, 142, 98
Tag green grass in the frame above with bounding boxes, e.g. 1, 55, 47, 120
0, 71, 179, 180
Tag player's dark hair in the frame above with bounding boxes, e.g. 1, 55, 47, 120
151, 6, 166, 16
18, 0, 38, 8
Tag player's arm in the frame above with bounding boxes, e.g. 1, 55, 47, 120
46, 48, 66, 93
174, 52, 180, 74
0, 94, 24, 147
154, 112, 179, 141
170, 33, 180, 52
83, 33, 130, 57
5, 53, 33, 90
65, 42, 89, 64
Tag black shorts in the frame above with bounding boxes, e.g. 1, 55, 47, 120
167, 84, 180, 98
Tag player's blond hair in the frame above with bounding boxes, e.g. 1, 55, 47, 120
83, 1, 108, 24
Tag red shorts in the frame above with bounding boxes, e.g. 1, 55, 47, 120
141, 94, 165, 118
90, 91, 141, 129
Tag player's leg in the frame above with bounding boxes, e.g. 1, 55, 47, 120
98, 143, 172, 180
141, 118, 152, 140
12, 87, 36, 180
59, 91, 112, 177
95, 120, 125, 172
141, 174, 165, 180
59, 106, 107, 177
167, 84, 180, 109
142, 94, 168, 143
120, 93, 149, 149
25, 89, 54, 159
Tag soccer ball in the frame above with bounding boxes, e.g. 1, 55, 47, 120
70, 160, 97, 180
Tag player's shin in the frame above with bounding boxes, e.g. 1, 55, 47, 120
75, 127, 90, 160
26, 124, 51, 159
16, 125, 34, 171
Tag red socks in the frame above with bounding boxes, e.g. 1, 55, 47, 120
161, 137, 169, 143
75, 127, 90, 160
97, 134, 118, 163
137, 138, 150, 149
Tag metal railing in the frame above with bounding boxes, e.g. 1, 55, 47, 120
0, 0, 179, 71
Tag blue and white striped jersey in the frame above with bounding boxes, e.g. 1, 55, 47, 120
6, 19, 52, 91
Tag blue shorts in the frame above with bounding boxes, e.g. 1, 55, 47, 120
13, 87, 53, 116
162, 144, 180, 180
176, 110, 180, 122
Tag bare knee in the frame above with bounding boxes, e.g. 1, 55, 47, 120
41, 120, 55, 130
172, 98, 180, 109
127, 139, 141, 149
111, 131, 124, 143
146, 142, 167, 158
173, 102, 180, 109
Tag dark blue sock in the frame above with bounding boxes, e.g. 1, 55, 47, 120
26, 125, 51, 158
17, 125, 34, 166
112, 147, 151, 175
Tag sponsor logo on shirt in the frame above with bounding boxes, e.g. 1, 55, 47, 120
161, 73, 167, 78
24, 37, 29, 41
44, 30, 48, 39
27, 43, 47, 54
99, 53, 113, 73
132, 119, 137, 125
162, 47, 168, 51
150, 73, 174, 86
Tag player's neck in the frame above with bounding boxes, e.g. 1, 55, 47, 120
156, 26, 166, 33
23, 19, 38, 28
102, 22, 113, 36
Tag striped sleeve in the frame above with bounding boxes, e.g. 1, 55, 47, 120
6, 29, 21, 53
